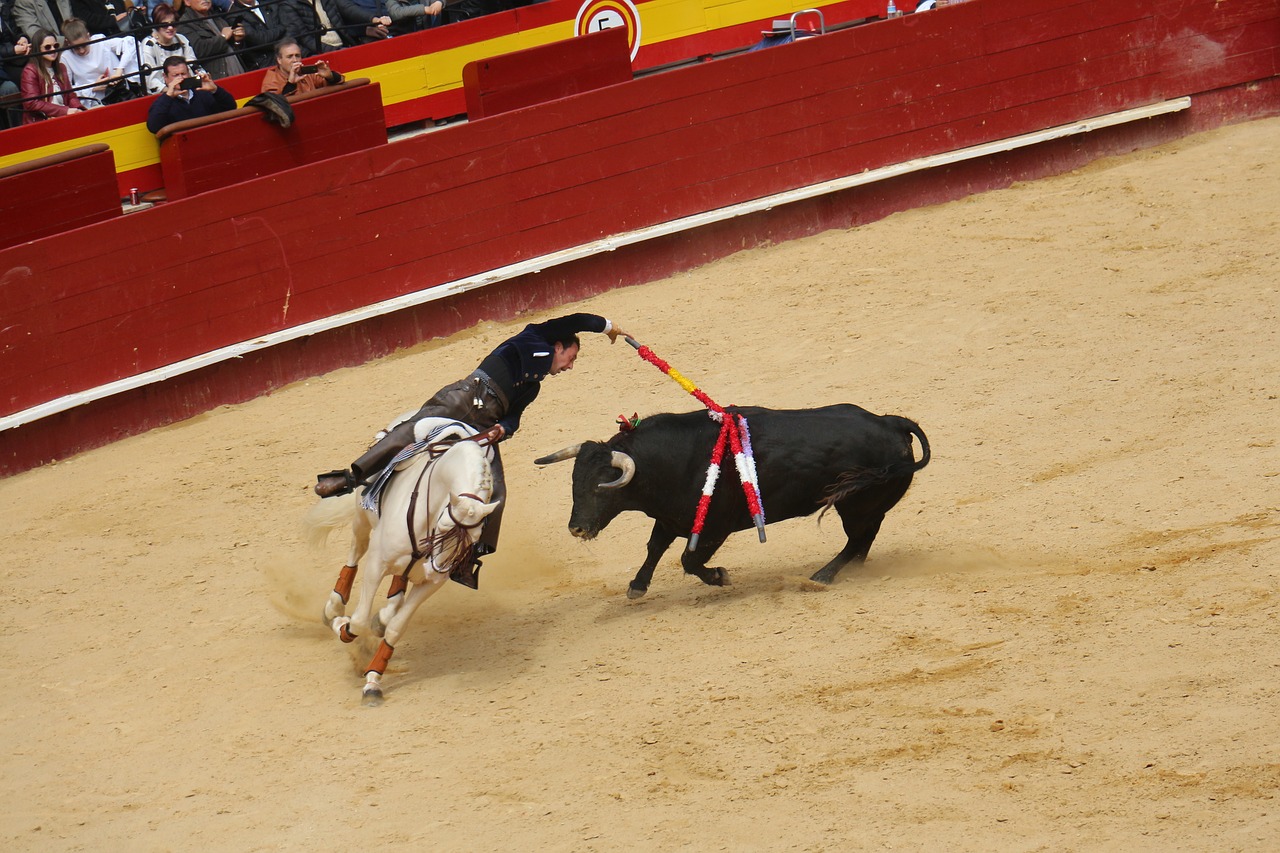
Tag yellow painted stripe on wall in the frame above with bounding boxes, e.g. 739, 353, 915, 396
0, 0, 851, 174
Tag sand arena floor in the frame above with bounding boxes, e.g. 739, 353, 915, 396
4, 117, 1279, 851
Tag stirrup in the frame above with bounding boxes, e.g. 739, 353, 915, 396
315, 470, 356, 498
449, 558, 481, 590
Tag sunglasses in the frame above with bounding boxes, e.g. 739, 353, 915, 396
157, 21, 176, 27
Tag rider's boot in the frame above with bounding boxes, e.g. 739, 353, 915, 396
315, 469, 357, 498
449, 544, 493, 590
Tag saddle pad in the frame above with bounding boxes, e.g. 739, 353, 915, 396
359, 419, 478, 514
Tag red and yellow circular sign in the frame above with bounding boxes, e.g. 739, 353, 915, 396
574, 0, 642, 61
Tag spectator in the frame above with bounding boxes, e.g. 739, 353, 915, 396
19, 28, 83, 123
59, 16, 140, 106
145, 53, 234, 132
333, 0, 389, 44
1, 20, 31, 128
145, 0, 229, 18
139, 3, 200, 92
275, 0, 338, 56
224, 0, 282, 70
175, 0, 243, 79
384, 0, 442, 35
12, 0, 73, 40
70, 0, 131, 35
259, 36, 338, 95
447, 0, 516, 24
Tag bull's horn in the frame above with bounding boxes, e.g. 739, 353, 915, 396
599, 451, 636, 489
534, 444, 582, 466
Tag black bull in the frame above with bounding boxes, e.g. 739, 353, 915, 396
534, 404, 930, 597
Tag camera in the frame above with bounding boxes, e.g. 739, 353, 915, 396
299, 65, 321, 74
178, 76, 201, 91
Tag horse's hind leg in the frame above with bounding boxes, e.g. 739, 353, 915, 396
332, 540, 386, 645
324, 565, 358, 624
323, 513, 373, 624
361, 572, 448, 705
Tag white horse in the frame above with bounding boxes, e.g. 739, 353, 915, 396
305, 420, 499, 704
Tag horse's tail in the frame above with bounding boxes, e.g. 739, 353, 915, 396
303, 493, 362, 550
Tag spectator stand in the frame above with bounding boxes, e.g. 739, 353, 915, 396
154, 77, 385, 199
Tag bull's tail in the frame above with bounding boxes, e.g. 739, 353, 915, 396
817, 416, 930, 518
888, 415, 930, 471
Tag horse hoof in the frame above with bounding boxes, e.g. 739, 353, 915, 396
333, 618, 356, 643
361, 688, 384, 707
626, 585, 648, 600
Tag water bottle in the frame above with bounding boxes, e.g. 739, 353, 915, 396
887, 0, 902, 18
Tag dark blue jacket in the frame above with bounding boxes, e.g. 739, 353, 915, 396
146, 85, 237, 134
478, 313, 609, 435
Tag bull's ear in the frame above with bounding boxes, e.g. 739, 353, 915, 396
534, 444, 582, 465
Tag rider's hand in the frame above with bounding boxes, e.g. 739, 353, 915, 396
607, 326, 630, 344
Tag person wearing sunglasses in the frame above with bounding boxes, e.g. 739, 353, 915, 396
140, 3, 204, 93
19, 29, 83, 124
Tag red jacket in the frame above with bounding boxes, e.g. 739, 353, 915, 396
20, 61, 84, 125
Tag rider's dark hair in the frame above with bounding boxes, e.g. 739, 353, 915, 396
549, 333, 581, 350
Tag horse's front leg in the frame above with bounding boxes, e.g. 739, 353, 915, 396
371, 574, 409, 637
323, 510, 373, 623
361, 571, 449, 705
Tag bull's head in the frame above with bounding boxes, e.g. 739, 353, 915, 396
534, 441, 635, 540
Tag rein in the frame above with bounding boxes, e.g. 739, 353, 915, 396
402, 441, 484, 578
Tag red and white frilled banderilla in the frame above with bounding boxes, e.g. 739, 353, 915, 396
622, 336, 766, 550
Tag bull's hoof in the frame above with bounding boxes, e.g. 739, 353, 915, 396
808, 567, 838, 585
627, 584, 648, 600
690, 566, 728, 587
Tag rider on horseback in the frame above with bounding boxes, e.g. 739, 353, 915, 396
314, 313, 630, 584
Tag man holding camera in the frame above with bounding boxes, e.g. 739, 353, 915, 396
260, 38, 342, 96
145, 55, 236, 133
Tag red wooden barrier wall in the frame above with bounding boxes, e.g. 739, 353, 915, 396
0, 0, 1277, 474
157, 81, 386, 200
0, 145, 120, 250
463, 27, 633, 119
